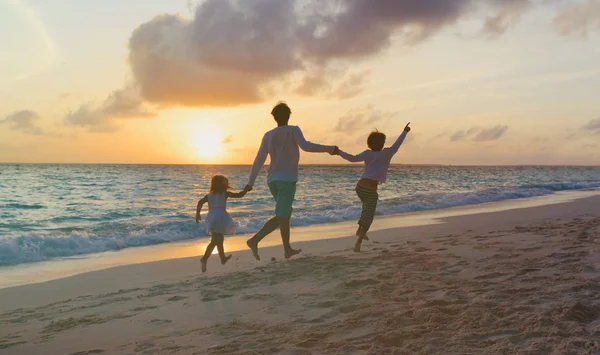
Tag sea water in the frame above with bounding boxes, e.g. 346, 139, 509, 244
1, 164, 599, 266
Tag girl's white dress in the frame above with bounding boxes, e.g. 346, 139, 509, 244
205, 193, 236, 235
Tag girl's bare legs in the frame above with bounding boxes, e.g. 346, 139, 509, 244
213, 233, 232, 265
201, 240, 216, 273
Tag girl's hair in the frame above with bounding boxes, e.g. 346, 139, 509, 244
210, 175, 231, 194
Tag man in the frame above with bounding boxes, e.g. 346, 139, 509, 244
245, 102, 338, 260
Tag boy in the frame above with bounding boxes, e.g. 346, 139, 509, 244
336, 122, 411, 252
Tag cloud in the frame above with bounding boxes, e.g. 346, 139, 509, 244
88, 0, 543, 111
554, 0, 600, 38
483, 0, 532, 36
449, 125, 508, 142
222, 135, 233, 144
58, 93, 71, 100
1, 110, 43, 135
449, 127, 479, 141
65, 86, 156, 132
334, 105, 396, 133
473, 125, 508, 141
582, 118, 600, 132
294, 68, 369, 99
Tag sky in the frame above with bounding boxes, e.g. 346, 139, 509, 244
1, 0, 599, 165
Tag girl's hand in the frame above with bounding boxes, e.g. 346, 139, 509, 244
196, 215, 201, 223
404, 122, 411, 132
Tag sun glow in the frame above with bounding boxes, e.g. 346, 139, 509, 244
195, 134, 223, 160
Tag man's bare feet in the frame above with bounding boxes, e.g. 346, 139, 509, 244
285, 248, 302, 259
247, 240, 260, 261
221, 254, 232, 265
201, 257, 207, 273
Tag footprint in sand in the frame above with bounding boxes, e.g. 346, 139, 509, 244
344, 278, 380, 288
68, 350, 105, 355
148, 319, 172, 325
474, 272, 510, 280
167, 296, 187, 302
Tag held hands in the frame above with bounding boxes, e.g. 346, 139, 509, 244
243, 185, 253, 192
404, 122, 411, 133
331, 146, 340, 155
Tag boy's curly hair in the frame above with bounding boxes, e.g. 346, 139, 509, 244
210, 175, 231, 194
367, 130, 386, 151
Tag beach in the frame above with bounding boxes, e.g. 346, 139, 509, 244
2, 194, 600, 354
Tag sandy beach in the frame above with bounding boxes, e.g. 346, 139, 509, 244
2, 195, 600, 354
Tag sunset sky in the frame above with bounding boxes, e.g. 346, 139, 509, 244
1, 0, 599, 165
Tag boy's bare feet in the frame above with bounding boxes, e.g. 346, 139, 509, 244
356, 226, 368, 240
201, 257, 207, 273
285, 248, 302, 259
247, 240, 260, 261
354, 238, 363, 253
221, 254, 232, 265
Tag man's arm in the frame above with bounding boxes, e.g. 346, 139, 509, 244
338, 150, 367, 163
246, 135, 269, 188
385, 122, 411, 155
293, 127, 335, 154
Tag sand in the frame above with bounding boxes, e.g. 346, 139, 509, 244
1, 195, 600, 354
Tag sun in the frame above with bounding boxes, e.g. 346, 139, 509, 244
194, 134, 223, 160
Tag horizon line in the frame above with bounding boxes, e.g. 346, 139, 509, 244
1, 162, 600, 168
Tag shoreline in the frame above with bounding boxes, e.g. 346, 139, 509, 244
1, 193, 599, 353
1, 189, 599, 290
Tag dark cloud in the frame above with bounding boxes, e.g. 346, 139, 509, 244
1, 110, 43, 135
123, 0, 545, 108
65, 86, 156, 132
334, 105, 396, 133
582, 118, 600, 132
449, 125, 508, 142
74, 0, 556, 120
222, 135, 233, 144
554, 0, 600, 38
473, 125, 509, 141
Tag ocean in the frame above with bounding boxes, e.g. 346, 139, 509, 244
1, 164, 600, 267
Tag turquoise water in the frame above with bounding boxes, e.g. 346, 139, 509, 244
1, 164, 599, 266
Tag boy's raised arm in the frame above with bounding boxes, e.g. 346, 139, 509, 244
293, 127, 335, 154
387, 122, 411, 154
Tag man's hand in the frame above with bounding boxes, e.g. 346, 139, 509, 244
404, 122, 411, 133
244, 185, 253, 192
331, 146, 340, 155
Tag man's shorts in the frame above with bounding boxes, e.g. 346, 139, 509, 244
268, 180, 296, 218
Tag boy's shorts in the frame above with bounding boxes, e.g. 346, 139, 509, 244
268, 180, 296, 218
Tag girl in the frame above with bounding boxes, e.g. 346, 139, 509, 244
336, 122, 411, 252
196, 174, 251, 272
